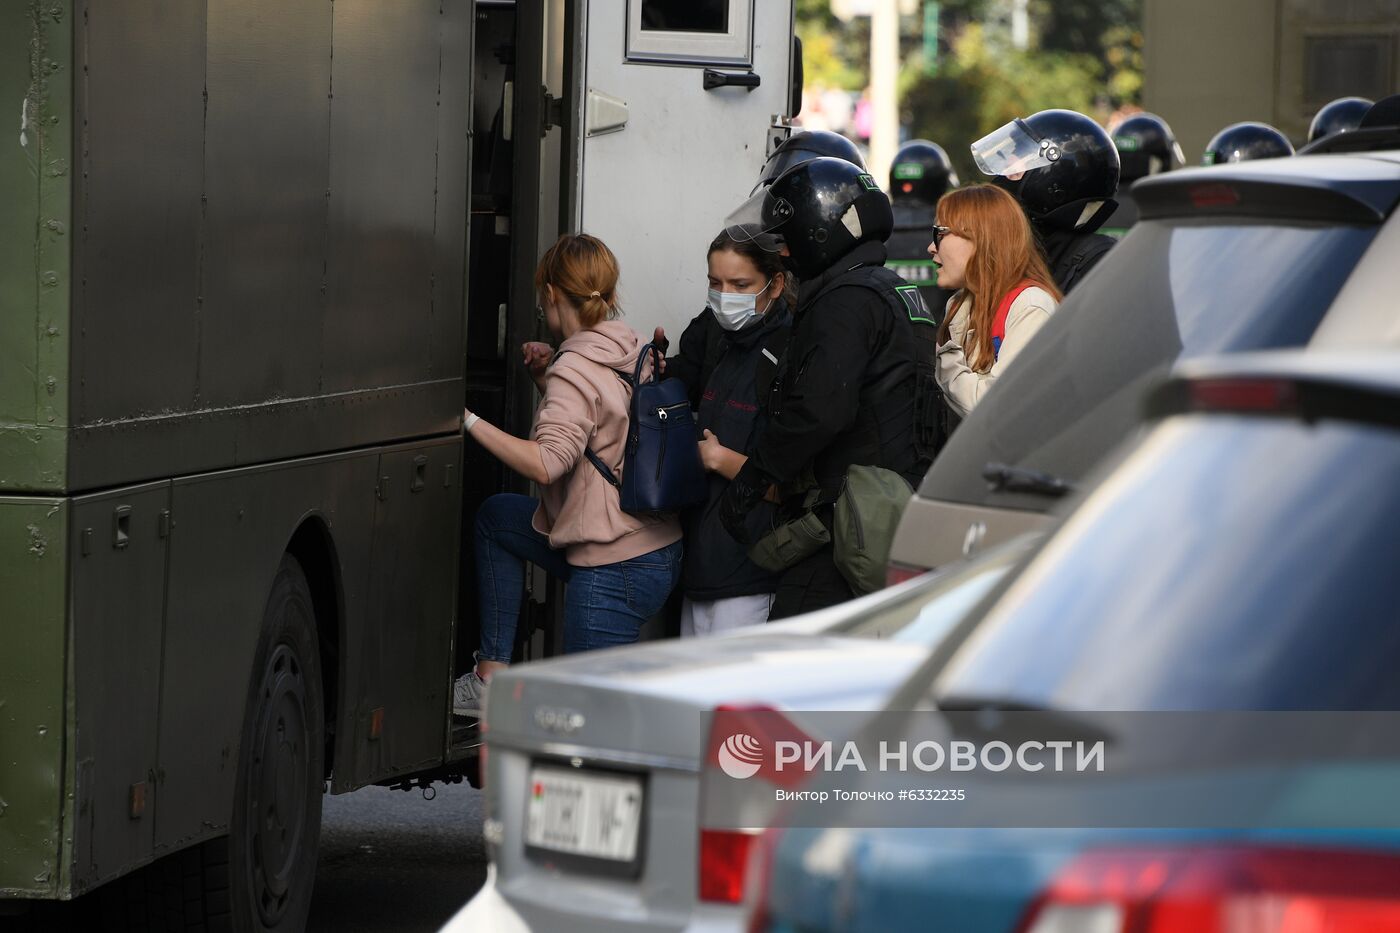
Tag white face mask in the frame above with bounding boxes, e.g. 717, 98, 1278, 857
707, 277, 774, 332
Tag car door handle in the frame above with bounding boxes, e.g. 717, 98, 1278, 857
703, 70, 761, 92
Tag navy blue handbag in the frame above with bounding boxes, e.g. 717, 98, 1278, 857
580, 343, 706, 514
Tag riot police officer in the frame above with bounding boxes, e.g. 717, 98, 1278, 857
1308, 97, 1374, 145
885, 139, 959, 472
971, 109, 1121, 294
1102, 113, 1184, 237
1202, 122, 1294, 164
718, 157, 921, 618
886, 139, 959, 311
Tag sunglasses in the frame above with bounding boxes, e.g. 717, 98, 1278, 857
931, 225, 954, 249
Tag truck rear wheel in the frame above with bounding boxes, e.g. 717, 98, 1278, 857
228, 554, 325, 932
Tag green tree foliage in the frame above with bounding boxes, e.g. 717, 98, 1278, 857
1032, 0, 1141, 57
794, 1, 1143, 182
797, 0, 867, 90
1032, 0, 1143, 107
902, 23, 1103, 183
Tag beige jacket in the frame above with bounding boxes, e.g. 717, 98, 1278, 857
531, 322, 682, 567
935, 286, 1058, 418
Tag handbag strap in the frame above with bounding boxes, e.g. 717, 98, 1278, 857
552, 347, 632, 487
583, 448, 622, 488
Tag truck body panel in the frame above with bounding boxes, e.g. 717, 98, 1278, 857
1, 0, 470, 496
0, 497, 69, 898
0, 1, 72, 493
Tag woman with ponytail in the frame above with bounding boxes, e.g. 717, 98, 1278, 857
453, 234, 682, 715
929, 184, 1062, 417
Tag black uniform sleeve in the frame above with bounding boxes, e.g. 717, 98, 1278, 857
747, 287, 877, 484
719, 459, 773, 545
664, 309, 714, 403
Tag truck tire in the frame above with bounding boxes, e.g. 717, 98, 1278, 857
227, 554, 326, 932
84, 839, 233, 932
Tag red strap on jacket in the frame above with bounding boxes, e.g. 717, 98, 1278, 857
991, 280, 1041, 360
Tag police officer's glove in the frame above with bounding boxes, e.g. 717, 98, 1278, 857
719, 460, 773, 546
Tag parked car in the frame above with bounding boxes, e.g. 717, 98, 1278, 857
438, 536, 1036, 933
888, 150, 1400, 581
750, 350, 1400, 933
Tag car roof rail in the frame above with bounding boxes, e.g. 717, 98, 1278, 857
1297, 127, 1400, 156
1147, 351, 1400, 430
1133, 161, 1400, 224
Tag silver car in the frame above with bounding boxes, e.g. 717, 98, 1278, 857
439, 538, 1033, 933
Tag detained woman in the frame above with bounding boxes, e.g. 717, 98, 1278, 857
930, 184, 1062, 416
453, 234, 682, 715
665, 231, 793, 636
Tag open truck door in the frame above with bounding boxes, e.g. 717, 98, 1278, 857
565, 0, 798, 340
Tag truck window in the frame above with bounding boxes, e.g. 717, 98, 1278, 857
641, 0, 730, 33
627, 0, 752, 66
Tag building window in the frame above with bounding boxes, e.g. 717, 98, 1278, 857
626, 0, 753, 67
1304, 34, 1394, 104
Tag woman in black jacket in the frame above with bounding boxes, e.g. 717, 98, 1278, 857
661, 230, 793, 636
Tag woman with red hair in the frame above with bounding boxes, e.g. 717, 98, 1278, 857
929, 184, 1062, 417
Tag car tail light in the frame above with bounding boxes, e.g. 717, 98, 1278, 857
701, 705, 814, 906
1187, 378, 1298, 414
1018, 845, 1400, 933
700, 829, 761, 903
745, 827, 785, 933
886, 560, 928, 587
1189, 183, 1241, 209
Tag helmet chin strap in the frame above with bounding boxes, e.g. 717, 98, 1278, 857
1035, 197, 1118, 234
991, 174, 1024, 200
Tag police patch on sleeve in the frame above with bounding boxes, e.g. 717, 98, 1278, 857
896, 285, 935, 325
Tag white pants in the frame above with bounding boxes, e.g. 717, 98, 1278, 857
680, 594, 775, 637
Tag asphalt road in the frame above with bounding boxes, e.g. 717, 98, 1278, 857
308, 781, 490, 933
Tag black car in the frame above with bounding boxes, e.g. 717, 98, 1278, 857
888, 151, 1400, 578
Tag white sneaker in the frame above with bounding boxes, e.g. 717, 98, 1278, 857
453, 669, 490, 717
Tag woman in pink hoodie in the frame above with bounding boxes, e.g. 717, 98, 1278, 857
453, 234, 683, 715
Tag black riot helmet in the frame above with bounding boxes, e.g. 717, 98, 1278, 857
1202, 122, 1294, 165
972, 109, 1121, 233
1308, 97, 1375, 143
725, 157, 893, 280
1112, 113, 1185, 184
1360, 94, 1400, 129
752, 130, 867, 193
889, 140, 960, 206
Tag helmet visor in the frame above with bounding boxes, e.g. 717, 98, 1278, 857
971, 118, 1062, 177
722, 187, 794, 245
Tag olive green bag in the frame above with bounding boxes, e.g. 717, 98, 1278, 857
748, 509, 831, 574
747, 466, 913, 594
832, 465, 914, 595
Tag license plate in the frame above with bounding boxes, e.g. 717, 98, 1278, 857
525, 765, 644, 864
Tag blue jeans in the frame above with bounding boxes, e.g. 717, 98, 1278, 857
475, 493, 682, 663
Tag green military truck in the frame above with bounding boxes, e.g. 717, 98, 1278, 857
1, 0, 798, 928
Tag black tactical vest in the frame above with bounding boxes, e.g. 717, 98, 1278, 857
804, 263, 941, 482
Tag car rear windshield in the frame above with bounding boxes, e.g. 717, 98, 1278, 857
919, 218, 1381, 510
933, 414, 1400, 710
829, 537, 1032, 645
